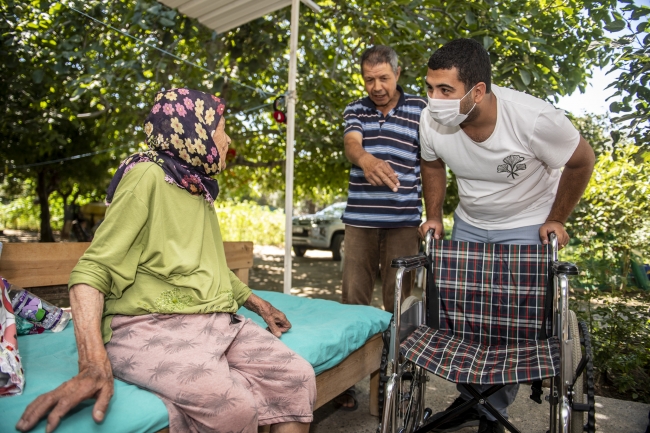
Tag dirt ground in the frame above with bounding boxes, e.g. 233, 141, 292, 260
0, 229, 53, 243
250, 245, 423, 309
251, 245, 365, 304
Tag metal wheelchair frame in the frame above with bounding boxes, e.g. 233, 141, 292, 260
380, 231, 595, 433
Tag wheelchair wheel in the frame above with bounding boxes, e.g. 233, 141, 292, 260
569, 310, 584, 432
578, 320, 596, 433
566, 310, 596, 433
401, 296, 420, 313
390, 361, 426, 433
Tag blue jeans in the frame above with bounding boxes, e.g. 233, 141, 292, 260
451, 214, 543, 245
452, 213, 542, 421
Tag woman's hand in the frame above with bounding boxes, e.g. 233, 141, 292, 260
16, 358, 114, 432
243, 293, 292, 337
16, 283, 111, 432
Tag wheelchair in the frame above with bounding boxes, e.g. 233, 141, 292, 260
379, 231, 595, 433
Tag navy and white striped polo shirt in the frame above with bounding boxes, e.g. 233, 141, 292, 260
342, 86, 427, 228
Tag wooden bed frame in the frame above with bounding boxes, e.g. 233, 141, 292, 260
0, 241, 382, 432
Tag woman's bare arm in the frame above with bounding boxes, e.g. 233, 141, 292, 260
16, 284, 113, 433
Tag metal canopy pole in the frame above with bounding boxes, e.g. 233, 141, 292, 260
283, 0, 300, 295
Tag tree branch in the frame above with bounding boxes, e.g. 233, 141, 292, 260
230, 156, 284, 168
76, 107, 111, 119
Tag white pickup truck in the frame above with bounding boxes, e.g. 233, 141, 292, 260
292, 202, 346, 261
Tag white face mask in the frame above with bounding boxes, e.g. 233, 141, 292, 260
427, 85, 477, 127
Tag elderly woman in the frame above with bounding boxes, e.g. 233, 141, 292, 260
16, 89, 316, 433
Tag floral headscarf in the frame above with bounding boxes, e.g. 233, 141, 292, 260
106, 88, 226, 205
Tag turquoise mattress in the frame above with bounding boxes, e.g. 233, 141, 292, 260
1, 290, 391, 433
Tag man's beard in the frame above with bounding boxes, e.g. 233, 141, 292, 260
460, 97, 479, 124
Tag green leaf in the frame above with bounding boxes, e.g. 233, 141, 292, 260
483, 35, 494, 50
32, 69, 44, 83
159, 17, 175, 27
631, 7, 650, 21
511, 75, 525, 91
519, 69, 531, 86
587, 40, 603, 51
465, 10, 476, 25
610, 101, 623, 113
605, 19, 627, 32
147, 4, 162, 14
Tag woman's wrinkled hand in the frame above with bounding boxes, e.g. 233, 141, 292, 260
16, 358, 114, 433
244, 293, 292, 338
259, 303, 292, 338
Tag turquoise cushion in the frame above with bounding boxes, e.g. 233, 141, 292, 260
1, 291, 391, 432
1, 326, 169, 433
237, 291, 391, 374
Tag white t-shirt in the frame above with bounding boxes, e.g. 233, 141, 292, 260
420, 85, 580, 230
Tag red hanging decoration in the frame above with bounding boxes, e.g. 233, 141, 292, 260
273, 96, 287, 124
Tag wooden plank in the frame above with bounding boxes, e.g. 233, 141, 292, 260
369, 369, 380, 417
314, 334, 383, 410
0, 241, 254, 289
232, 268, 250, 285
0, 242, 90, 288
223, 241, 254, 272
23, 285, 71, 309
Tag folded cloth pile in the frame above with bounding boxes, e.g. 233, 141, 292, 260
0, 277, 25, 396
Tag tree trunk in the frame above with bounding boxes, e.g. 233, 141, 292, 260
36, 170, 55, 242
307, 200, 316, 214
619, 249, 630, 292
58, 190, 77, 241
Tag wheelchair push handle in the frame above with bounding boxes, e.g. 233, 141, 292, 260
549, 233, 579, 275
550, 232, 558, 261
391, 254, 427, 270
425, 228, 434, 256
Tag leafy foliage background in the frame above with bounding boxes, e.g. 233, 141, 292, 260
1, 0, 624, 239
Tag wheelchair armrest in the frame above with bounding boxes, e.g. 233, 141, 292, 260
391, 254, 428, 270
552, 261, 579, 276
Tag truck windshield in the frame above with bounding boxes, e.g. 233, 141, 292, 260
315, 203, 346, 219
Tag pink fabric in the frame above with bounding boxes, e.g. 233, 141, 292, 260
106, 313, 316, 433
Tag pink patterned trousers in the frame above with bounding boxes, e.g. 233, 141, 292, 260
105, 313, 316, 433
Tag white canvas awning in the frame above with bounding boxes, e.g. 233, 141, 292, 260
157, 0, 321, 295
158, 0, 320, 34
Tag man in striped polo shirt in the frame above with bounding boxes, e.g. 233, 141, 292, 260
341, 45, 427, 317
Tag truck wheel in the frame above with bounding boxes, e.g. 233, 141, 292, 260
332, 234, 344, 261
293, 246, 307, 257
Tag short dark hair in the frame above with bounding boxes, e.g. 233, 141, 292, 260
361, 45, 399, 76
427, 39, 491, 93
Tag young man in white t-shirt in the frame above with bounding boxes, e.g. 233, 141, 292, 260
418, 39, 595, 433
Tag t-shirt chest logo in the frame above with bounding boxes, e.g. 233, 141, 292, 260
497, 155, 527, 179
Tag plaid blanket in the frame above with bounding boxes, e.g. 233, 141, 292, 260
401, 240, 560, 384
